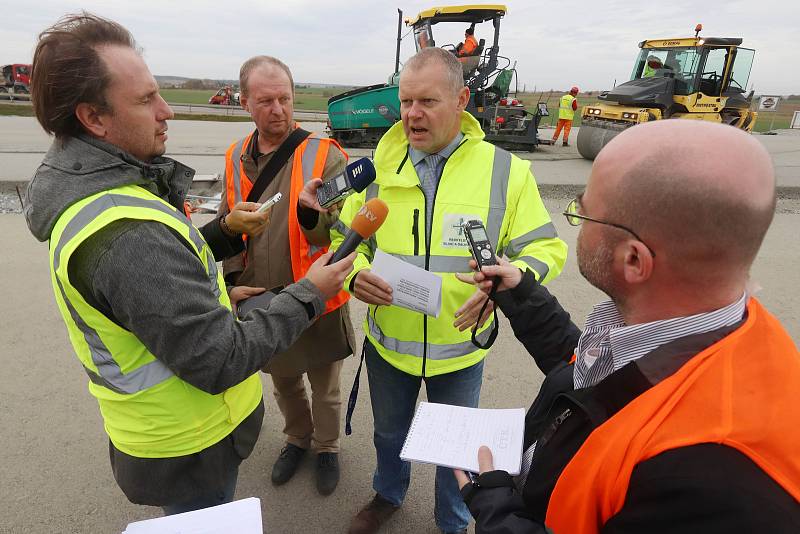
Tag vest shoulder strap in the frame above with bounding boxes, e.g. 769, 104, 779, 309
247, 128, 312, 203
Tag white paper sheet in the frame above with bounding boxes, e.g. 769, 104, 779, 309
123, 497, 262, 534
371, 249, 442, 317
400, 402, 525, 475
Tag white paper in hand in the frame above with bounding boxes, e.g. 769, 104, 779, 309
123, 497, 262, 534
371, 249, 442, 317
400, 402, 525, 475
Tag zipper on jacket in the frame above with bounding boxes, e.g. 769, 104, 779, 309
412, 209, 420, 256
416, 186, 429, 377
417, 139, 467, 378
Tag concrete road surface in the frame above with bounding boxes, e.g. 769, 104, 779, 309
3, 117, 799, 188
2, 193, 799, 532
1, 115, 799, 532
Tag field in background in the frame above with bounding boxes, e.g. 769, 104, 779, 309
159, 86, 354, 111
3, 91, 797, 131
0, 103, 250, 122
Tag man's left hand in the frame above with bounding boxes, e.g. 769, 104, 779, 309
299, 178, 329, 213
454, 446, 495, 490
228, 285, 266, 315
453, 287, 494, 332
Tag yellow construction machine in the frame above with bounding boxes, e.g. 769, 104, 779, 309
577, 25, 757, 160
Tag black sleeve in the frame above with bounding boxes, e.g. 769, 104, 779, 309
493, 270, 581, 374
297, 203, 320, 230
198, 216, 245, 260
69, 219, 324, 395
463, 474, 550, 534
603, 443, 800, 534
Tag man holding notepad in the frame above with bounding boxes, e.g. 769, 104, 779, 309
453, 121, 800, 533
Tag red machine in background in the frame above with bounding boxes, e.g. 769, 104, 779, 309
209, 85, 240, 106
1, 64, 31, 100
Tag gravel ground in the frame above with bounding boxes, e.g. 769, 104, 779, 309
0, 183, 25, 213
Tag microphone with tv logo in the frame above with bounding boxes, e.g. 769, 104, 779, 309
316, 158, 376, 209
328, 198, 389, 265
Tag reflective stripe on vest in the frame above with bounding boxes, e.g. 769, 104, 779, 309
486, 147, 511, 250
228, 135, 250, 205
365, 146, 512, 362
298, 137, 326, 257
546, 298, 800, 533
51, 193, 222, 393
49, 185, 262, 458
367, 314, 494, 360
559, 94, 576, 120
224, 131, 349, 314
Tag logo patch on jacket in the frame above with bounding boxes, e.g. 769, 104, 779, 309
441, 213, 474, 248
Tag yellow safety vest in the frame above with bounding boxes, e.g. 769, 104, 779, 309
49, 184, 262, 458
559, 94, 576, 121
331, 112, 567, 377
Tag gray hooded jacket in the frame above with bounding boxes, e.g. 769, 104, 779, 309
25, 135, 326, 395
25, 135, 327, 505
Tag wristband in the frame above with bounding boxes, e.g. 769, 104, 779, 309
220, 215, 236, 236
461, 470, 515, 505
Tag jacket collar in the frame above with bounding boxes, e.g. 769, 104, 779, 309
372, 111, 485, 187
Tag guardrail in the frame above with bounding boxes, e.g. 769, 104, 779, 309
0, 99, 328, 120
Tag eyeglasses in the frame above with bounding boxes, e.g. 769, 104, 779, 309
562, 195, 656, 258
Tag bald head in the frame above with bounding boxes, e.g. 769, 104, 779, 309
590, 121, 775, 285
402, 47, 464, 96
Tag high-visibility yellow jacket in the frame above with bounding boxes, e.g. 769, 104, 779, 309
49, 184, 262, 458
330, 112, 568, 377
558, 94, 576, 121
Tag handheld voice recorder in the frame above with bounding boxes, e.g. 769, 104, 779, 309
462, 219, 497, 269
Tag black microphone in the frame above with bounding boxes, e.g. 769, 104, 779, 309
316, 158, 376, 208
328, 198, 389, 265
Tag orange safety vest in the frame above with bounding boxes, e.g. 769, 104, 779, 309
223, 129, 350, 315
547, 298, 800, 533
460, 34, 478, 56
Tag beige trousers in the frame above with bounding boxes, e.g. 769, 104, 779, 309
269, 359, 343, 453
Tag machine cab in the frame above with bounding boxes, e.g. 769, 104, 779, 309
406, 4, 507, 79
630, 39, 755, 100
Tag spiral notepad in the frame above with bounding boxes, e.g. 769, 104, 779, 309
399, 402, 525, 475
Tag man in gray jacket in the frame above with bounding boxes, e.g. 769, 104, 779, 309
24, 13, 354, 515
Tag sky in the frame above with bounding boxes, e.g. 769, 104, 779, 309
2, 0, 799, 95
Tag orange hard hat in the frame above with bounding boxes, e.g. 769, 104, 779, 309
570, 86, 579, 95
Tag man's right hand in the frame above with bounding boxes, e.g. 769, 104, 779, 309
304, 250, 356, 300
224, 201, 271, 236
352, 269, 393, 306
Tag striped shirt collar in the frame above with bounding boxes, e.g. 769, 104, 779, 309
408, 131, 464, 166
574, 293, 748, 389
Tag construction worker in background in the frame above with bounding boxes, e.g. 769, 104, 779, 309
643, 55, 663, 77
552, 86, 579, 147
457, 25, 478, 57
